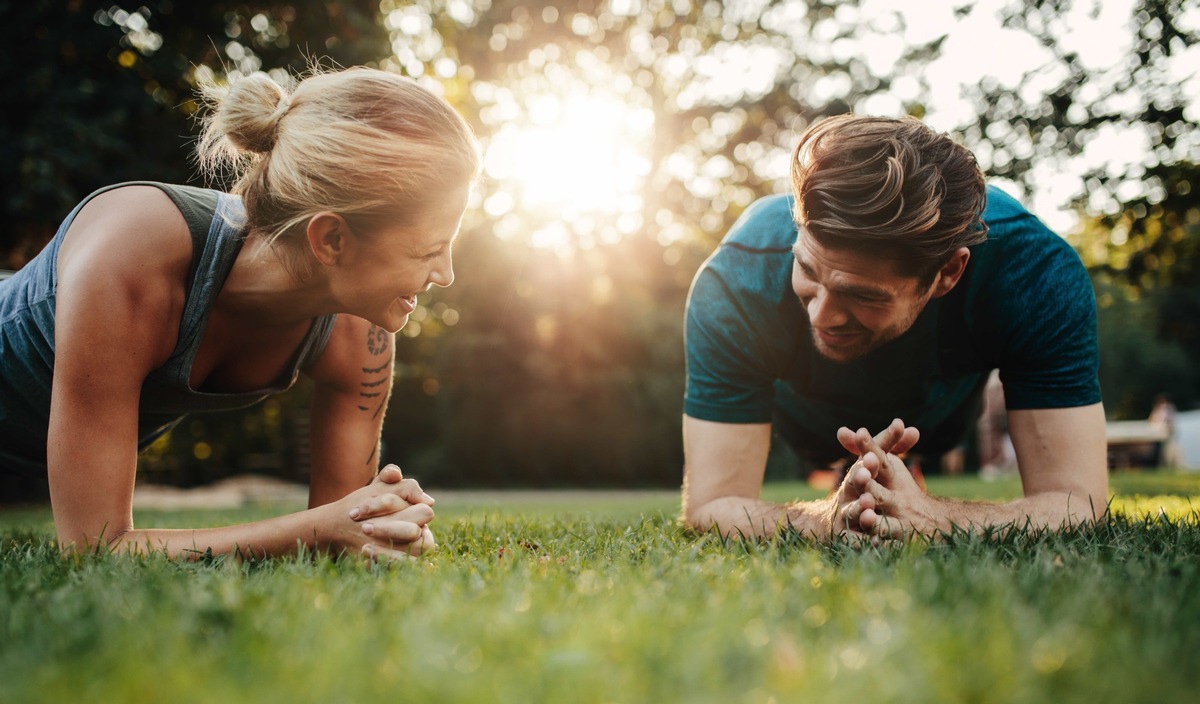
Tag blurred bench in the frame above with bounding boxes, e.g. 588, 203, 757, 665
1107, 420, 1170, 469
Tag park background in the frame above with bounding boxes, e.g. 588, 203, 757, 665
2, 0, 1198, 491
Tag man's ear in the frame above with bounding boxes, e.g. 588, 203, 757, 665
306, 212, 349, 266
930, 247, 970, 298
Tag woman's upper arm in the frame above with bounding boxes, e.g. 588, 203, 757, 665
305, 315, 395, 396
48, 186, 190, 548
302, 315, 396, 502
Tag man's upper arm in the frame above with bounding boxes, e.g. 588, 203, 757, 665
1007, 403, 1108, 509
682, 415, 772, 519
683, 263, 780, 424
987, 215, 1100, 411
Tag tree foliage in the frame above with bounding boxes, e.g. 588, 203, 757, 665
0, 0, 389, 267
1075, 160, 1200, 416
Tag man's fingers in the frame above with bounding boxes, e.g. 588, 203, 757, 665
837, 426, 860, 455
866, 477, 894, 505
874, 418, 920, 453
841, 498, 863, 529
858, 492, 877, 511
840, 420, 920, 469
858, 508, 903, 538
848, 463, 873, 493
867, 510, 906, 540
890, 427, 920, 456
872, 418, 904, 452
858, 431, 898, 485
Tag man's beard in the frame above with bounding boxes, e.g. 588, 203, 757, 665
808, 307, 924, 363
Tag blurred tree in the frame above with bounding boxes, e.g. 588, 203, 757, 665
946, 0, 1200, 418
1074, 161, 1200, 417
955, 0, 1198, 212
0, 0, 390, 268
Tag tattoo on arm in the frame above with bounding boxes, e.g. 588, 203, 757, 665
360, 325, 393, 466
366, 325, 391, 356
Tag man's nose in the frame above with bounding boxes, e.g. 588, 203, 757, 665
807, 289, 848, 328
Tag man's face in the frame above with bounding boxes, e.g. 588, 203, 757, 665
791, 233, 938, 363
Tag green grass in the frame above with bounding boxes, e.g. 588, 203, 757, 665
3, 471, 1200, 703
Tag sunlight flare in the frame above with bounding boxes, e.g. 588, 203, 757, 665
483, 89, 654, 250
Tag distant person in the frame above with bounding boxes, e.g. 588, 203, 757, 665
0, 67, 479, 559
682, 114, 1107, 541
1148, 393, 1178, 436
1148, 393, 1180, 468
978, 370, 1016, 479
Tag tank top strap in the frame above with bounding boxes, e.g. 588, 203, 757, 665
297, 314, 338, 370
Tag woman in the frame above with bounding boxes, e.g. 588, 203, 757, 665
0, 67, 480, 560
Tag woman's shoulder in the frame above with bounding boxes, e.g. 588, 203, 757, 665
57, 184, 198, 292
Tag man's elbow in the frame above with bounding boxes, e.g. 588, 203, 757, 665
1070, 487, 1110, 522
681, 497, 716, 533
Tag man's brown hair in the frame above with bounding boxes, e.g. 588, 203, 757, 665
791, 114, 988, 284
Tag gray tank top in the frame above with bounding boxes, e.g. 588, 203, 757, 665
0, 181, 336, 475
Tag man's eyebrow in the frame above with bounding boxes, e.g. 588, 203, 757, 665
833, 282, 892, 301
791, 245, 892, 301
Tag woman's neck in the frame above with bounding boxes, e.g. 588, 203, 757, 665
215, 238, 333, 326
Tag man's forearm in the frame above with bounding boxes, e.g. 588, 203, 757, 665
916, 490, 1108, 536
686, 496, 833, 540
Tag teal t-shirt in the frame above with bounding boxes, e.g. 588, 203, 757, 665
683, 185, 1101, 463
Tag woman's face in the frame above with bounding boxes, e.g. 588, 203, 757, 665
334, 186, 469, 333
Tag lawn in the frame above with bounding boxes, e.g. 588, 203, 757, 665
2, 471, 1199, 704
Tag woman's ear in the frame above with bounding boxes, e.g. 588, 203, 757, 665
306, 212, 348, 266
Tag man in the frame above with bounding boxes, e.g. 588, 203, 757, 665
681, 114, 1107, 541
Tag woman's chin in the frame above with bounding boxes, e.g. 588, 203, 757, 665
373, 313, 408, 335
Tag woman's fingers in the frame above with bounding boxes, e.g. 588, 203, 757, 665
408, 527, 437, 556
394, 477, 436, 506
361, 504, 434, 540
376, 464, 404, 484
360, 525, 437, 561
371, 466, 434, 505
360, 543, 413, 562
349, 478, 436, 521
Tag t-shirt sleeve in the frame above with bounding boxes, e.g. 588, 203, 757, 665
683, 252, 779, 423
986, 222, 1101, 410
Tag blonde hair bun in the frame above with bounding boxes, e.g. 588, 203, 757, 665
202, 73, 290, 157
